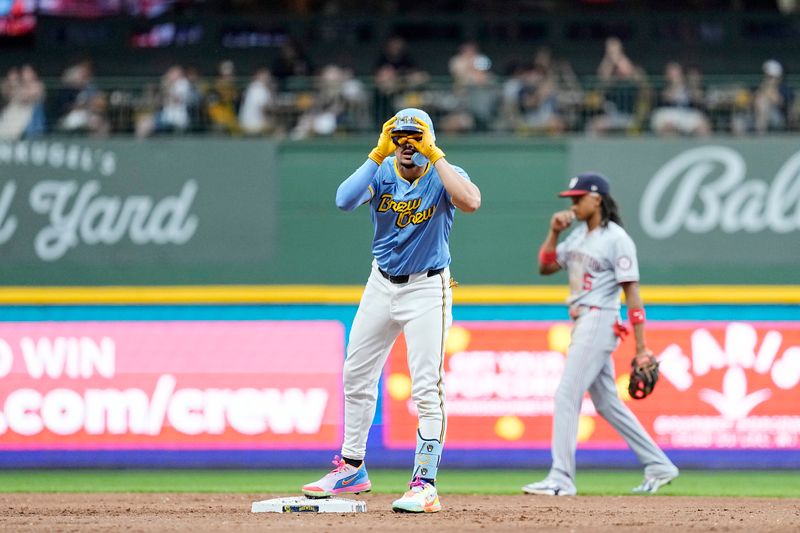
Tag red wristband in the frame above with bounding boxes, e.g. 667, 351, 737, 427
628, 307, 646, 325
539, 247, 557, 265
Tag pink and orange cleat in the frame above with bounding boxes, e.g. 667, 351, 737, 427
302, 456, 372, 498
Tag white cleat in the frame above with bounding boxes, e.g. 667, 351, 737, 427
522, 479, 577, 496
632, 471, 678, 494
392, 478, 442, 513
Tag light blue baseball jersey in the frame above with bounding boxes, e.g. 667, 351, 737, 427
366, 157, 470, 276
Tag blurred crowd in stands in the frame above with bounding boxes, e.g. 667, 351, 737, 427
1, 37, 797, 140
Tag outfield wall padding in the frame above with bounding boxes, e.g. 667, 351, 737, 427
0, 303, 798, 469
2, 137, 798, 286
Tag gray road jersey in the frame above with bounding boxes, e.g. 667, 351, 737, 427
556, 221, 639, 310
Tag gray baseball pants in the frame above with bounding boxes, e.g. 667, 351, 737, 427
547, 307, 677, 490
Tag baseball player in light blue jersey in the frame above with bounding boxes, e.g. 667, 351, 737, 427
302, 108, 481, 512
523, 172, 678, 496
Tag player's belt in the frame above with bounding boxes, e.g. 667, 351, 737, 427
568, 304, 600, 320
379, 267, 444, 284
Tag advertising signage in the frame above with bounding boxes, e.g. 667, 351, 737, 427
384, 321, 800, 450
0, 321, 344, 449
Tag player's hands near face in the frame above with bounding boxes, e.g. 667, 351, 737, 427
368, 116, 397, 165
550, 210, 575, 233
407, 118, 446, 165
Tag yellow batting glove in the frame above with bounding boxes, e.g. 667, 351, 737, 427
368, 116, 397, 165
407, 117, 445, 165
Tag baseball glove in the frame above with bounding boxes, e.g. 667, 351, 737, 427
628, 352, 659, 400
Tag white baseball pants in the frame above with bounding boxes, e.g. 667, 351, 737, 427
341, 261, 452, 460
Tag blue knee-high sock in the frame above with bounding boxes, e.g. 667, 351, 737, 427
412, 429, 443, 485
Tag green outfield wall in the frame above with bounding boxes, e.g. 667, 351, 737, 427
0, 137, 797, 286
569, 139, 800, 285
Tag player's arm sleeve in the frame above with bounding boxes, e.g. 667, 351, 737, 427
445, 165, 472, 206
556, 226, 583, 270
555, 229, 576, 268
335, 159, 379, 211
613, 234, 640, 283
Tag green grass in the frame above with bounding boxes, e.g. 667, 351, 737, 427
0, 470, 799, 498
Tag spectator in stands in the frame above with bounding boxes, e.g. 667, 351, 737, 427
184, 66, 207, 132
56, 60, 99, 134
0, 65, 46, 140
271, 39, 313, 88
753, 59, 793, 134
290, 64, 367, 140
56, 60, 110, 137
535, 48, 584, 130
135, 65, 192, 138
514, 62, 565, 134
0, 68, 22, 139
373, 36, 429, 128
207, 60, 241, 134
686, 66, 706, 106
445, 41, 497, 132
58, 90, 110, 137
587, 37, 652, 135
450, 41, 493, 87
158, 66, 192, 133
19, 65, 46, 137
1, 68, 18, 98
239, 68, 276, 135
498, 60, 527, 131
650, 61, 710, 136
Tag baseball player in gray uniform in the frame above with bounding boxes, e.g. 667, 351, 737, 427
302, 108, 481, 512
523, 172, 678, 496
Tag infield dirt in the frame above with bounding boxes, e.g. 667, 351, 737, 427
2, 493, 799, 532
